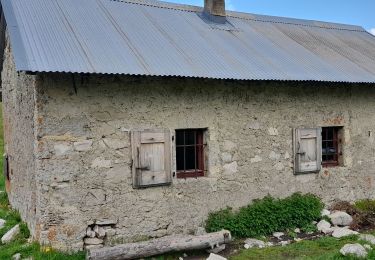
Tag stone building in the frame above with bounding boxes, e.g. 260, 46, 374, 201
1, 0, 375, 251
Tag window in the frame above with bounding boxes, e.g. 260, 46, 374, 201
322, 127, 342, 167
176, 129, 205, 178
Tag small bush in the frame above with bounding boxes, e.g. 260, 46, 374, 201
205, 193, 323, 238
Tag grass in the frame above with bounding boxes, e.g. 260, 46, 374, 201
231, 234, 375, 260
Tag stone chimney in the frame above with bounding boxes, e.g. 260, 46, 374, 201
204, 0, 226, 17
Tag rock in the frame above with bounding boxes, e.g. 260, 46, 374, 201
74, 140, 93, 152
294, 238, 302, 242
268, 127, 279, 136
53, 143, 72, 156
12, 253, 21, 260
244, 244, 250, 249
103, 138, 127, 150
221, 153, 232, 164
331, 227, 358, 238
317, 220, 332, 234
269, 151, 281, 160
250, 155, 262, 163
328, 211, 353, 226
86, 227, 96, 238
273, 232, 284, 239
244, 238, 266, 249
1, 224, 20, 244
84, 244, 104, 250
91, 158, 112, 169
266, 242, 274, 247
0, 219, 6, 229
206, 253, 227, 260
223, 162, 238, 174
359, 234, 375, 245
96, 219, 117, 225
321, 209, 331, 217
207, 244, 226, 254
294, 228, 301, 233
84, 237, 104, 245
340, 243, 367, 258
280, 241, 290, 246
94, 225, 106, 238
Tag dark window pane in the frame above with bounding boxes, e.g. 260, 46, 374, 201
185, 146, 196, 170
176, 147, 185, 171
185, 131, 195, 145
176, 131, 184, 146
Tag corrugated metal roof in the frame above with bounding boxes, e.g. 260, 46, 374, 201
2, 0, 375, 83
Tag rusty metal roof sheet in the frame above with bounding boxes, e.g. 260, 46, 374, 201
2, 0, 375, 83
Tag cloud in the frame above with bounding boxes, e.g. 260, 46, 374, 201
370, 28, 375, 35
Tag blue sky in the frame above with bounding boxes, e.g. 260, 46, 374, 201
164, 0, 375, 34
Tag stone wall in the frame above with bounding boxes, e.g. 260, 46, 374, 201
1, 34, 38, 235
32, 73, 375, 250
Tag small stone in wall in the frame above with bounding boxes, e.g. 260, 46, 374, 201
103, 138, 127, 150
269, 151, 281, 160
94, 225, 106, 238
96, 219, 117, 225
85, 244, 104, 250
274, 162, 284, 171
246, 122, 261, 130
223, 162, 238, 174
268, 127, 279, 136
91, 158, 112, 169
321, 209, 331, 217
221, 152, 232, 164
223, 140, 237, 152
250, 155, 262, 164
53, 143, 72, 156
84, 237, 104, 245
74, 140, 93, 152
86, 227, 96, 238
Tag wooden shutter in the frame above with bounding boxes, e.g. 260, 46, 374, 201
294, 128, 322, 174
131, 129, 172, 188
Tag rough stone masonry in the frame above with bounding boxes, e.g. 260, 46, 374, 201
2, 38, 375, 250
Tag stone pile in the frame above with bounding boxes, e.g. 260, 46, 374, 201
83, 220, 117, 250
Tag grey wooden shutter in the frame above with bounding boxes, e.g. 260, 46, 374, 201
131, 129, 172, 188
294, 128, 322, 174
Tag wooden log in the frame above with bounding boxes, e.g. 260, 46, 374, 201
86, 230, 231, 260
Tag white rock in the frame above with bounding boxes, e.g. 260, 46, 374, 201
321, 209, 331, 217
359, 234, 375, 245
269, 151, 281, 160
294, 228, 301, 233
244, 244, 250, 249
207, 244, 226, 254
266, 242, 274, 247
247, 122, 261, 130
1, 224, 20, 244
85, 244, 104, 250
86, 227, 96, 238
340, 243, 367, 258
273, 232, 284, 239
84, 237, 104, 245
223, 162, 238, 174
280, 241, 290, 246
317, 220, 332, 234
91, 158, 112, 169
206, 253, 227, 260
221, 153, 232, 164
54, 144, 72, 156
328, 211, 353, 226
244, 238, 266, 249
96, 219, 117, 225
331, 227, 358, 238
0, 219, 6, 229
74, 140, 93, 152
12, 253, 21, 260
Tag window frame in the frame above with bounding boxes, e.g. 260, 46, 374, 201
321, 126, 341, 167
175, 129, 206, 179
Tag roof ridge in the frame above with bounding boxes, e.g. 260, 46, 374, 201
112, 0, 366, 32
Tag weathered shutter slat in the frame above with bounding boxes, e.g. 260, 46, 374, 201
131, 129, 172, 188
294, 128, 322, 174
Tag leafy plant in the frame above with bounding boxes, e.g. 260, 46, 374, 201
205, 193, 323, 238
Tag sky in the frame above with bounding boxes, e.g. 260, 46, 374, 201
164, 0, 375, 35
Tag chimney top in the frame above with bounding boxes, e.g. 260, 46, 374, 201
204, 0, 226, 17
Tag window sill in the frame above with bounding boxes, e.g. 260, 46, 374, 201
176, 171, 204, 179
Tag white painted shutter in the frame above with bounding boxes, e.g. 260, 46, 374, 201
294, 128, 322, 174
131, 129, 172, 188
